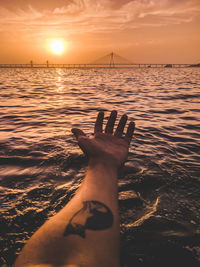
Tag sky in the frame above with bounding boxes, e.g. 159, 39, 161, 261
0, 0, 200, 64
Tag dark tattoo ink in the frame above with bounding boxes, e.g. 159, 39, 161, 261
63, 200, 113, 238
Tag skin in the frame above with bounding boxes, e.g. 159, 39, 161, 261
13, 110, 135, 267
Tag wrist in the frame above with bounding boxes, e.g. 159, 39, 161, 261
88, 157, 118, 173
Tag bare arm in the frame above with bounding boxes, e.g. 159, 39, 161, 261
13, 110, 135, 267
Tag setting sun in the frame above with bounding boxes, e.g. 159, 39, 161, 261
50, 40, 64, 55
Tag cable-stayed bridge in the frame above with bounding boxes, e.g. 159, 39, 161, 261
0, 52, 199, 68
90, 52, 134, 67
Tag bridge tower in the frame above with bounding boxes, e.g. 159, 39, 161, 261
90, 51, 133, 66
109, 52, 115, 68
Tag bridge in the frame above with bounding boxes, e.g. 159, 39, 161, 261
0, 52, 199, 68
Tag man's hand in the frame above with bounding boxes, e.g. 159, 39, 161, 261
71, 110, 135, 168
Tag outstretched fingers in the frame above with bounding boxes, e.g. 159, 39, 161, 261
72, 111, 134, 143
71, 128, 86, 140
105, 110, 117, 134
125, 121, 135, 144
94, 111, 104, 134
114, 114, 128, 137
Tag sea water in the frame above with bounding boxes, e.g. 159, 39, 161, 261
0, 68, 200, 266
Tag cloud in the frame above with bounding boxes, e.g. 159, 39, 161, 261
0, 0, 199, 38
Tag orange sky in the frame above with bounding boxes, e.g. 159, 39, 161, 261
0, 0, 200, 64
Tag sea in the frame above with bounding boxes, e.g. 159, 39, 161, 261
0, 67, 199, 267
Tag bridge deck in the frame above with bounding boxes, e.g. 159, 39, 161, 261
0, 63, 197, 68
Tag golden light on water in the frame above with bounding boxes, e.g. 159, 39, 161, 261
49, 39, 65, 55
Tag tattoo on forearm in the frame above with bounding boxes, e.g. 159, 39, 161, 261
63, 200, 113, 238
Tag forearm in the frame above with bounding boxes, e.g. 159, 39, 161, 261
67, 161, 120, 265
60, 161, 120, 264
14, 162, 120, 267
79, 160, 118, 204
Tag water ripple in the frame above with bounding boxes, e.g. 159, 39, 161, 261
0, 68, 200, 266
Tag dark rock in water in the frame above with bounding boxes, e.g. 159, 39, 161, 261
134, 216, 196, 237
119, 190, 143, 208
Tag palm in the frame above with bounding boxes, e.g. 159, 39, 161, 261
79, 133, 129, 166
72, 111, 135, 168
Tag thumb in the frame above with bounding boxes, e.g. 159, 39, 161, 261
71, 128, 86, 140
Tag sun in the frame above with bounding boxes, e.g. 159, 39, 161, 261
50, 39, 64, 55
